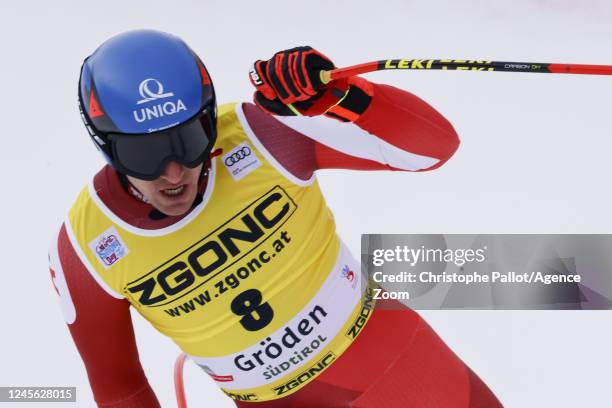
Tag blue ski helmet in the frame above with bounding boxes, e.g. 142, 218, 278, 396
78, 29, 217, 180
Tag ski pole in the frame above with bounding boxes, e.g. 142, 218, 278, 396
174, 353, 188, 408
319, 59, 612, 83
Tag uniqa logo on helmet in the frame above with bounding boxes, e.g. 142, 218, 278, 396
132, 78, 187, 124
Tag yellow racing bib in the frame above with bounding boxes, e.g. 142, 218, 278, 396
65, 103, 374, 401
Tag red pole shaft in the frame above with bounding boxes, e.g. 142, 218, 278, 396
174, 353, 188, 408
329, 62, 379, 80
548, 63, 612, 75
326, 60, 612, 80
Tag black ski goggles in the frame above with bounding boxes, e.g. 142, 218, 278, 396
107, 107, 216, 181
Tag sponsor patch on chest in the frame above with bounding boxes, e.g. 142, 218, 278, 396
222, 142, 262, 181
89, 226, 129, 269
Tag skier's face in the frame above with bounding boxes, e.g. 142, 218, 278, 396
127, 162, 203, 216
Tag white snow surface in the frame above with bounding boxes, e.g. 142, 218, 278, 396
2, 1, 611, 407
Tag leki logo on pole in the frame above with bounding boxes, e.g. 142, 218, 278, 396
137, 78, 175, 104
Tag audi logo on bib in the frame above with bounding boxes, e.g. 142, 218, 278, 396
225, 147, 252, 166
222, 142, 262, 181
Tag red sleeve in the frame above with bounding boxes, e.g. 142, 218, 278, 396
317, 82, 460, 171
242, 79, 459, 179
50, 224, 160, 408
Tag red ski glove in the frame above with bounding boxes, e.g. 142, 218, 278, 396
249, 46, 372, 121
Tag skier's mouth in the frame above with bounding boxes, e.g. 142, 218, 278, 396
160, 185, 186, 198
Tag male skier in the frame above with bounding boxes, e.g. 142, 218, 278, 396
49, 29, 502, 407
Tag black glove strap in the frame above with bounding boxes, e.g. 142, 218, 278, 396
324, 85, 372, 122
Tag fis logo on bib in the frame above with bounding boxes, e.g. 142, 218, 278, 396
223, 142, 262, 181
133, 78, 187, 124
89, 226, 129, 269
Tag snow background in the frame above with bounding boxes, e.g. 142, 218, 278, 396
1, 0, 611, 406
